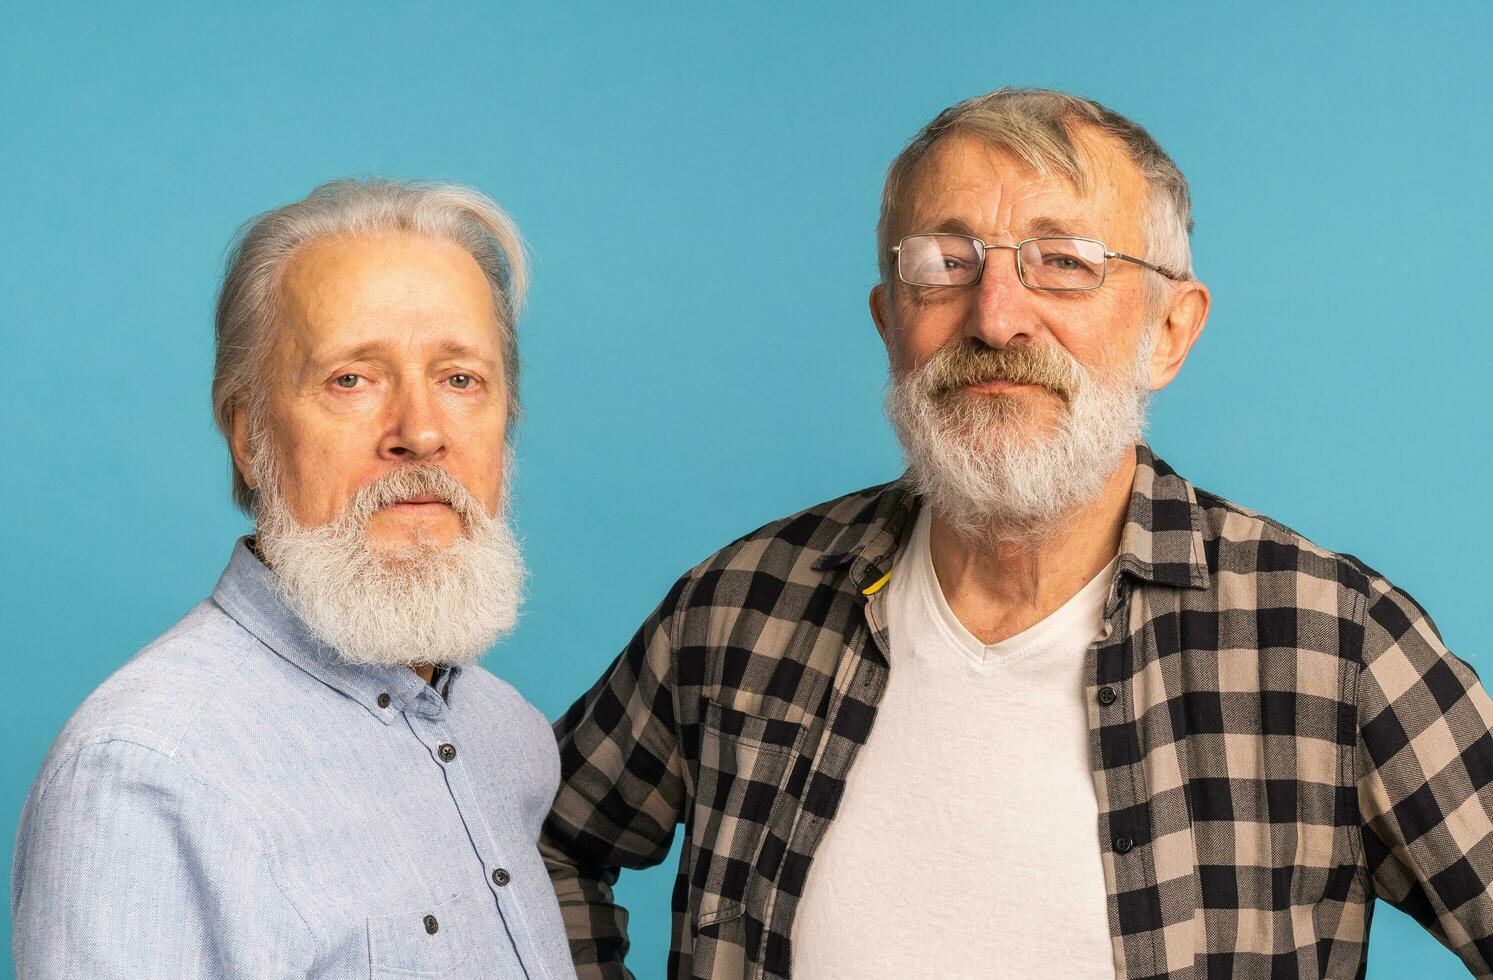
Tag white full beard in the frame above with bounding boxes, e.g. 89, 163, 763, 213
885, 331, 1155, 544
252, 459, 526, 670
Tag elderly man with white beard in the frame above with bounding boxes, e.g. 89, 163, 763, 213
12, 180, 578, 979
542, 89, 1493, 980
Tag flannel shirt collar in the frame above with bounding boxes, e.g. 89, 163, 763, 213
812, 444, 1210, 599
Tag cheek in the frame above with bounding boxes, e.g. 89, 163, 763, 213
449, 420, 509, 510
892, 293, 969, 361
487, 457, 510, 511
889, 319, 949, 373
272, 420, 373, 520
1046, 295, 1146, 375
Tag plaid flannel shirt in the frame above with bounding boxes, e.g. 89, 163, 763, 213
542, 447, 1493, 979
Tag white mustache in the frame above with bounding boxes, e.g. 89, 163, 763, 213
346, 466, 487, 529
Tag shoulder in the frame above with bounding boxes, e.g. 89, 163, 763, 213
31, 598, 272, 807
1189, 484, 1451, 671
1192, 486, 1380, 604
665, 480, 900, 605
51, 600, 263, 755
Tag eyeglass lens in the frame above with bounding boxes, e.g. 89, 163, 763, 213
897, 235, 1108, 289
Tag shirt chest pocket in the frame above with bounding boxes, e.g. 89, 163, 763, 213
366, 893, 475, 978
691, 698, 801, 932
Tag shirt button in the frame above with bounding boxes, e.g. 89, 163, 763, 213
377, 692, 391, 709
438, 743, 457, 763
423, 914, 439, 934
1114, 837, 1135, 854
492, 867, 511, 887
1097, 686, 1118, 706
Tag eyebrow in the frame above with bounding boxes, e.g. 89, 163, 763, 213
428, 340, 492, 362
908, 215, 1101, 242
1023, 216, 1098, 240
917, 217, 977, 237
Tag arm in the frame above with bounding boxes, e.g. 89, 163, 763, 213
541, 577, 692, 980
12, 738, 315, 979
1356, 578, 1493, 974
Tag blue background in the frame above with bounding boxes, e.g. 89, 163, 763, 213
3, 3, 1490, 976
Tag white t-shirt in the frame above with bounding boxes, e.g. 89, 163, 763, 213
791, 506, 1117, 979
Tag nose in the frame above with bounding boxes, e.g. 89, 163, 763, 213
378, 380, 448, 463
964, 244, 1041, 349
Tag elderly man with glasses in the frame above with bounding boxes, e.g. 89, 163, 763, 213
541, 88, 1493, 979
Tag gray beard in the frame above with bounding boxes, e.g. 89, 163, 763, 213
251, 460, 526, 670
885, 334, 1154, 544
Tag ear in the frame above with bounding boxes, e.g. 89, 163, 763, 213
228, 404, 257, 491
1148, 280, 1211, 392
870, 282, 893, 349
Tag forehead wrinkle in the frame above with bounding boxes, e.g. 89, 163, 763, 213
899, 136, 1096, 244
906, 129, 1149, 255
273, 234, 501, 386
1064, 124, 1151, 250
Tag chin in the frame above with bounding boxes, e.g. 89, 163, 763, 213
941, 396, 1060, 446
364, 531, 447, 563
367, 519, 459, 549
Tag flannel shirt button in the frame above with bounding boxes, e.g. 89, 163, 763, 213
492, 867, 511, 887
1097, 686, 1117, 706
438, 743, 457, 763
423, 913, 439, 934
377, 692, 391, 709
1114, 836, 1134, 854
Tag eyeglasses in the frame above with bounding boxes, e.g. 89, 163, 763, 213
890, 234, 1184, 291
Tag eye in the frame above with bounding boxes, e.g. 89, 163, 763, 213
333, 374, 362, 389
447, 374, 475, 390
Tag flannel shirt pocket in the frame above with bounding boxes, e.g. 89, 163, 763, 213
691, 697, 800, 930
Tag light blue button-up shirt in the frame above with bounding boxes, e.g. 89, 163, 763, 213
12, 540, 578, 979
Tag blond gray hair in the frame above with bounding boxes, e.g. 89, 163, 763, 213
211, 178, 528, 515
877, 88, 1194, 300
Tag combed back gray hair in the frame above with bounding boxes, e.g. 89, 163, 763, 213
877, 88, 1194, 299
212, 178, 528, 516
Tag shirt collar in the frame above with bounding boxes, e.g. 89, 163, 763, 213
210, 538, 458, 724
1116, 444, 1211, 592
812, 444, 1211, 600
811, 479, 918, 596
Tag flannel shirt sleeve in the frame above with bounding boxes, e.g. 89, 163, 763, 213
1356, 576, 1493, 975
541, 576, 692, 980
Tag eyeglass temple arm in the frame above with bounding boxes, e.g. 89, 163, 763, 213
1106, 251, 1186, 281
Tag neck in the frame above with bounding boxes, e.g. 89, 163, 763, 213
926, 447, 1135, 645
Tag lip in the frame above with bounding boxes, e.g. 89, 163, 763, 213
963, 380, 1042, 395
384, 499, 453, 515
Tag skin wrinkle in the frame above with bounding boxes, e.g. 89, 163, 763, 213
871, 127, 1210, 645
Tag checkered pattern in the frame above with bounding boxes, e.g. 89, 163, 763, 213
541, 447, 1493, 979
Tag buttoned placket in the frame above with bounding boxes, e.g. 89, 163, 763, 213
1088, 579, 1165, 977
396, 684, 556, 980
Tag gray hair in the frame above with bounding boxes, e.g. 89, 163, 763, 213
876, 88, 1194, 303
211, 178, 528, 516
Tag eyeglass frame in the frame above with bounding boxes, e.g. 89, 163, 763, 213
889, 233, 1186, 292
